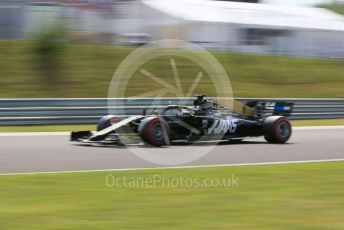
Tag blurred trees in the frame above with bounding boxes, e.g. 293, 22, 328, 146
34, 25, 66, 95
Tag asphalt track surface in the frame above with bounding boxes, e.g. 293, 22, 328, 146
0, 127, 343, 174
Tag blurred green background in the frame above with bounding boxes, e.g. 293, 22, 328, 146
1, 40, 343, 98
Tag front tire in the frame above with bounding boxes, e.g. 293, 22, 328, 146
263, 116, 292, 143
139, 117, 170, 147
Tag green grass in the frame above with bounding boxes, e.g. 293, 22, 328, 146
1, 40, 344, 98
0, 119, 343, 132
326, 7, 344, 15
291, 119, 344, 126
0, 124, 95, 132
0, 162, 343, 229
317, 3, 344, 15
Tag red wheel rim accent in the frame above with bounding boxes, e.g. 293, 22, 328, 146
274, 118, 291, 142
146, 118, 169, 146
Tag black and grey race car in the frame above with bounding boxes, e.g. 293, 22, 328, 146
71, 95, 293, 146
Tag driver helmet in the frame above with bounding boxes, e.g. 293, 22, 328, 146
200, 101, 212, 112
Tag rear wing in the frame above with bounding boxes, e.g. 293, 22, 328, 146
204, 98, 293, 119
250, 101, 293, 118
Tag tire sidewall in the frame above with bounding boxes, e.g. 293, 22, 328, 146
139, 117, 170, 146
263, 116, 292, 143
274, 117, 291, 143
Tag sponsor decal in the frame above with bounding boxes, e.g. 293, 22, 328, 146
207, 118, 238, 134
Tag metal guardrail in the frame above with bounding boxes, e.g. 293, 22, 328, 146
0, 98, 344, 125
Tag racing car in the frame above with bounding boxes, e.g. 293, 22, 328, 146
71, 95, 293, 146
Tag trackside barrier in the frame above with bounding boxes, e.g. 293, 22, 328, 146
0, 98, 343, 125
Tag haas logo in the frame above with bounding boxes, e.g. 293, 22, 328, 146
207, 118, 238, 134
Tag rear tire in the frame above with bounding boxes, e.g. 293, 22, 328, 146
97, 115, 122, 131
263, 116, 292, 143
139, 117, 170, 147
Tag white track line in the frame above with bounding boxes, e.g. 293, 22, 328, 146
0, 126, 343, 137
1, 159, 343, 176
293, 126, 344, 130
